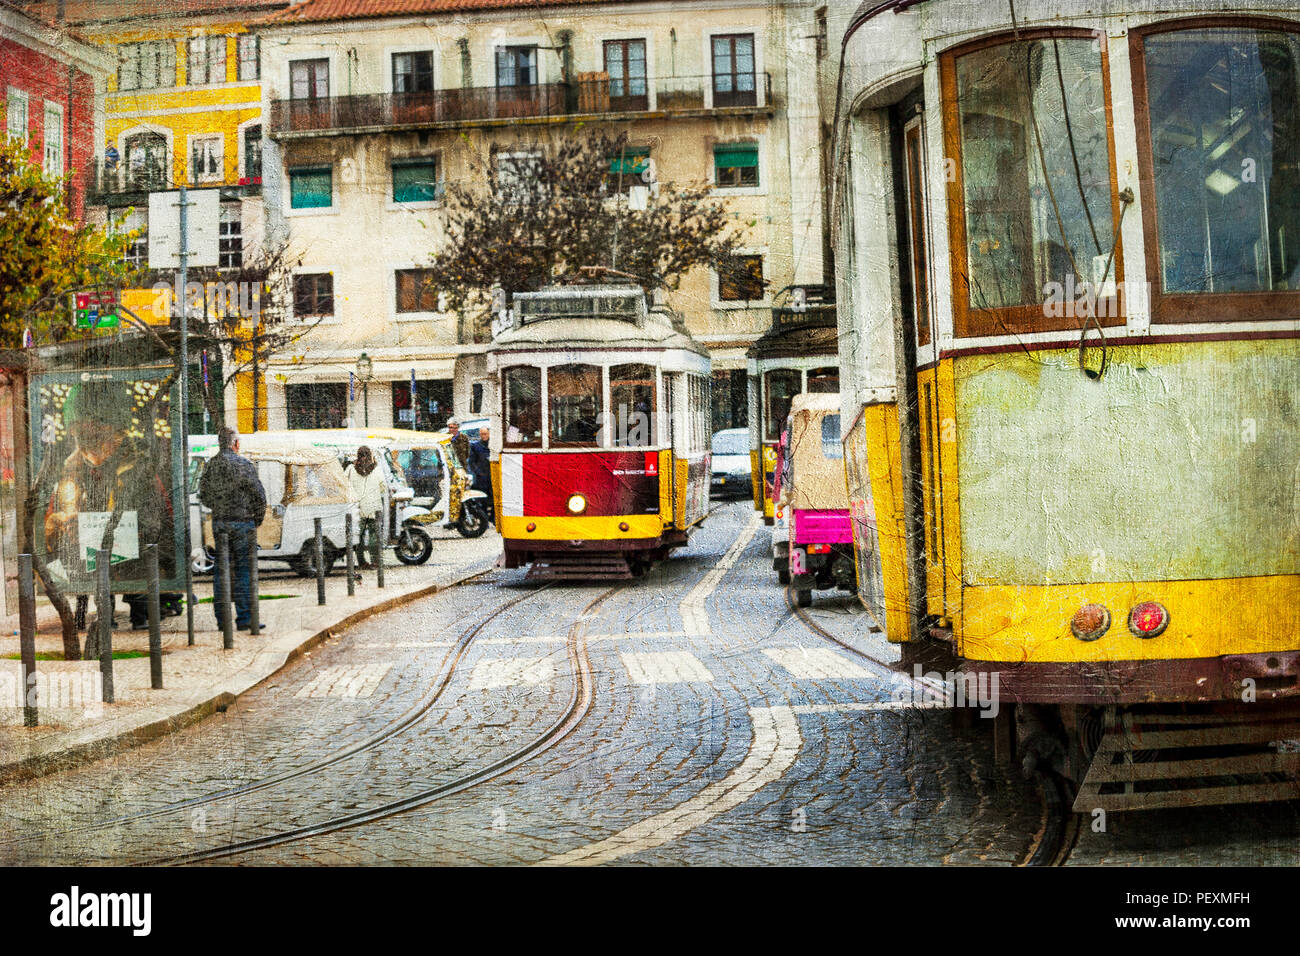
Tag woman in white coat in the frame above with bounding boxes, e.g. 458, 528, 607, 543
345, 445, 387, 569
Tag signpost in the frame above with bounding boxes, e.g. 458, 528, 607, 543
73, 290, 121, 329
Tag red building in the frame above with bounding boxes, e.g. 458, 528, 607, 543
1, 0, 112, 220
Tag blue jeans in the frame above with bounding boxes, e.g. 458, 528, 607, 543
213, 521, 255, 629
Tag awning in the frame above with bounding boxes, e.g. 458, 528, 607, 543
714, 144, 758, 167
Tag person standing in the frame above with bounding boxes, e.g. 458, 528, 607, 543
467, 426, 493, 524
447, 417, 470, 470
198, 427, 267, 632
345, 446, 387, 569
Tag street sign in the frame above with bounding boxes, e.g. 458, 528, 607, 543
73, 290, 120, 329
148, 190, 220, 269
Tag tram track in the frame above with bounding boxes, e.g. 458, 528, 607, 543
148, 583, 620, 865
2, 577, 553, 851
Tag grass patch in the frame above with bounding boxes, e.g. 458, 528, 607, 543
195, 594, 295, 604
5, 650, 152, 661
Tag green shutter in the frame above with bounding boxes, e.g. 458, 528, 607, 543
290, 167, 332, 209
393, 160, 440, 203
609, 148, 650, 176
713, 144, 759, 168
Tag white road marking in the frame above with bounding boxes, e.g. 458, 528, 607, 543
295, 662, 393, 699
541, 705, 802, 866
793, 700, 947, 713
468, 656, 557, 690
619, 651, 714, 685
680, 515, 761, 635
762, 647, 876, 681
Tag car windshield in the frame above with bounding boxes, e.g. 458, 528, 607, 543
712, 431, 748, 456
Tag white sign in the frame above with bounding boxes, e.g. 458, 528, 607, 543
148, 190, 220, 269
77, 511, 140, 569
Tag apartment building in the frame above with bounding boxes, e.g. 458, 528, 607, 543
255, 0, 826, 432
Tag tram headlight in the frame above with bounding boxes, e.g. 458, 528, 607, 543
1070, 603, 1111, 641
567, 494, 587, 515
1128, 602, 1169, 639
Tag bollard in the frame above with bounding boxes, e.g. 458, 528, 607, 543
248, 532, 260, 635
96, 548, 114, 704
217, 529, 234, 650
145, 544, 163, 690
18, 554, 37, 727
373, 509, 385, 589
314, 517, 327, 606
345, 512, 356, 597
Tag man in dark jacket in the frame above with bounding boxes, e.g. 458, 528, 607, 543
466, 426, 493, 523
198, 427, 267, 631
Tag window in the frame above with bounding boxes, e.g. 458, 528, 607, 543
110, 206, 147, 268
495, 151, 543, 203
503, 366, 542, 446
714, 143, 758, 187
549, 364, 603, 447
712, 34, 757, 107
396, 269, 438, 313
191, 134, 222, 184
6, 88, 28, 143
764, 368, 800, 441
496, 46, 537, 87
607, 146, 649, 194
243, 124, 262, 183
237, 34, 259, 81
806, 366, 839, 393
393, 51, 434, 94
119, 41, 176, 91
43, 103, 63, 177
125, 131, 168, 189
294, 273, 334, 317
219, 203, 242, 269
287, 383, 346, 430
291, 58, 329, 99
391, 379, 451, 430
945, 34, 1117, 336
604, 39, 647, 110
821, 414, 843, 459
289, 166, 332, 209
687, 374, 710, 454
610, 363, 656, 447
187, 36, 228, 86
392, 158, 439, 203
718, 254, 765, 301
1136, 23, 1300, 320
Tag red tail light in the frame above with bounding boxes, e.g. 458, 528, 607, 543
807, 544, 832, 554
1070, 603, 1110, 641
1128, 602, 1169, 638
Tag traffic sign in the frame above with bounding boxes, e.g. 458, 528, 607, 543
148, 190, 220, 269
73, 290, 121, 329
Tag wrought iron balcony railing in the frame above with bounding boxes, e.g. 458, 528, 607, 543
269, 73, 773, 137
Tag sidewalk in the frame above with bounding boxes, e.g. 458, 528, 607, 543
0, 530, 501, 785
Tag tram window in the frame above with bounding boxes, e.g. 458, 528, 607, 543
503, 366, 542, 447
763, 369, 800, 442
549, 364, 604, 447
610, 363, 656, 447
1138, 26, 1300, 310
948, 37, 1115, 331
821, 414, 842, 459
806, 367, 839, 393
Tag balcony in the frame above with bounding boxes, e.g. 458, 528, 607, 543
269, 73, 773, 139
83, 160, 263, 205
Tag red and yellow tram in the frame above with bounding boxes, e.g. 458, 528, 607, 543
487, 286, 712, 579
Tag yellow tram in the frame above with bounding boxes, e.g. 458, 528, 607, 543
486, 285, 712, 580
834, 0, 1300, 809
746, 286, 839, 525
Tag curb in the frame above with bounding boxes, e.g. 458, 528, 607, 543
0, 561, 494, 787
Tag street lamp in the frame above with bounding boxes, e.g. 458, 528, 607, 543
356, 352, 373, 426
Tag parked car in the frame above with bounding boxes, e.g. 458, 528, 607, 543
710, 427, 753, 498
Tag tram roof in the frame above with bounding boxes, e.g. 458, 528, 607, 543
492, 286, 708, 356
747, 313, 838, 360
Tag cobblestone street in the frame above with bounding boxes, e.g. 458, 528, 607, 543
2, 503, 1295, 866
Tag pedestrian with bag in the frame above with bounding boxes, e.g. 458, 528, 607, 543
197, 427, 267, 632
345, 445, 387, 570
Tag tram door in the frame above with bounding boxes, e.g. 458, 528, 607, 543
902, 113, 949, 618
663, 373, 680, 526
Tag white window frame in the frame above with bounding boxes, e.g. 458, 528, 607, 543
236, 116, 263, 185
188, 132, 224, 185
6, 87, 29, 144
484, 36, 548, 87
390, 265, 445, 322
284, 161, 338, 217
711, 248, 771, 310
289, 265, 341, 324
387, 154, 443, 210
236, 34, 260, 82
385, 44, 438, 94
494, 149, 543, 205
43, 102, 63, 177
594, 33, 657, 111
187, 35, 229, 87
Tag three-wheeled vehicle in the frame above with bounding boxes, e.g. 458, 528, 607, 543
779, 394, 854, 607
189, 438, 360, 577
358, 426, 491, 539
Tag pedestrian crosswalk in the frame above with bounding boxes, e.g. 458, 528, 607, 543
619, 651, 715, 685
761, 647, 876, 681
296, 662, 394, 699
468, 656, 557, 690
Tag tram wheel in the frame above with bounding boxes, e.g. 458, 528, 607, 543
777, 566, 791, 585
795, 589, 812, 608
